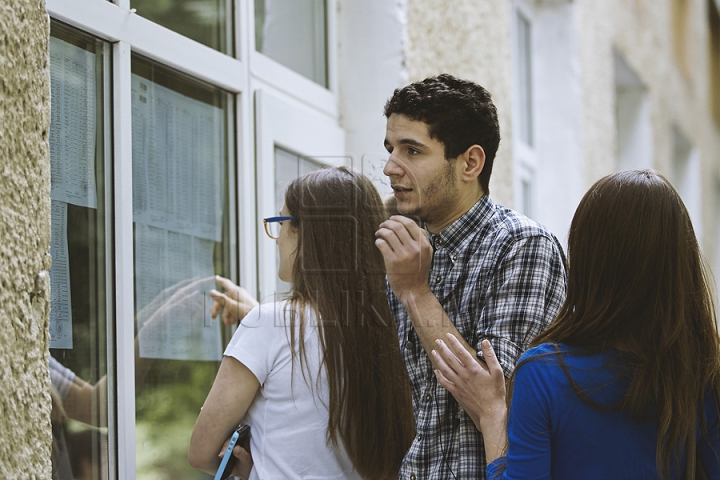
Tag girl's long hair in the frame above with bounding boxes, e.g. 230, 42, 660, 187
284, 167, 415, 479
523, 169, 720, 479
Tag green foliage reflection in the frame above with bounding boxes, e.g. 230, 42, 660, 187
131, 0, 232, 55
136, 359, 220, 480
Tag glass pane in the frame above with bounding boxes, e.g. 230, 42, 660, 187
131, 56, 235, 479
516, 11, 533, 146
273, 147, 324, 294
255, 0, 328, 86
49, 22, 111, 480
131, 0, 233, 55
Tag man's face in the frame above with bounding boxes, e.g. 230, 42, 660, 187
383, 114, 460, 228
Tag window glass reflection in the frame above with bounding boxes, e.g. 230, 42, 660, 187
49, 22, 110, 480
131, 56, 234, 479
131, 0, 233, 55
255, 0, 328, 86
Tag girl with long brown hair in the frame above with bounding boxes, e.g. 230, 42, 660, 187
433, 169, 720, 479
189, 167, 414, 479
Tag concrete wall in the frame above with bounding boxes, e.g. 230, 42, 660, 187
0, 0, 52, 478
577, 0, 720, 267
402, 0, 720, 266
405, 0, 516, 207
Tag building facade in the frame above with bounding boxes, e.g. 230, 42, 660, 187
1, 0, 719, 478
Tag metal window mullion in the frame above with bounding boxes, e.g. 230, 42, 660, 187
103, 39, 118, 480
112, 40, 136, 480
326, 0, 338, 95
237, 0, 257, 297
46, 0, 245, 94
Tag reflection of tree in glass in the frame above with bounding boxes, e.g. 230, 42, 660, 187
136, 360, 219, 480
131, 0, 229, 54
133, 276, 231, 479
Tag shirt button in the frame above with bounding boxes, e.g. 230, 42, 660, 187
411, 475, 417, 480
417, 434, 423, 441
425, 394, 432, 402
452, 254, 457, 261
405, 340, 413, 350
435, 275, 442, 283
437, 238, 444, 245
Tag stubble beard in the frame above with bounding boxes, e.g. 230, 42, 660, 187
413, 159, 458, 225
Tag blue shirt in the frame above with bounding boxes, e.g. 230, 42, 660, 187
487, 343, 720, 479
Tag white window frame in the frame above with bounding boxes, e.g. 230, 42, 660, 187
249, 0, 338, 117
44, 0, 341, 477
254, 88, 345, 301
511, 0, 538, 218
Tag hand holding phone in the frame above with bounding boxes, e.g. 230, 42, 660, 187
214, 424, 251, 480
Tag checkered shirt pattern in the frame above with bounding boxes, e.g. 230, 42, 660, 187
391, 196, 568, 480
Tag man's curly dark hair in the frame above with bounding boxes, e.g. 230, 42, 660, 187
383, 74, 501, 195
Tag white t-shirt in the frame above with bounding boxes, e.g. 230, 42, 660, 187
224, 301, 362, 480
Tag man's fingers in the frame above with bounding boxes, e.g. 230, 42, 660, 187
375, 226, 402, 253
388, 215, 427, 242
377, 218, 417, 246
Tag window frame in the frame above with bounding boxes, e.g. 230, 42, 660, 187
44, 0, 341, 477
511, 0, 538, 218
248, 0, 339, 116
254, 88, 345, 300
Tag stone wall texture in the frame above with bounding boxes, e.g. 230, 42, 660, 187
406, 0, 516, 208
0, 0, 52, 478
578, 0, 720, 257
405, 0, 720, 260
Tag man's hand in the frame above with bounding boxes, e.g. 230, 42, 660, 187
210, 276, 259, 326
375, 215, 433, 303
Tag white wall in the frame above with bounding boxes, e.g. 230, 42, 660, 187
338, 0, 408, 197
530, 0, 584, 244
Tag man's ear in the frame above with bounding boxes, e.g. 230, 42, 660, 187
459, 145, 485, 182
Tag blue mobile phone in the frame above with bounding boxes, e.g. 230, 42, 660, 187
214, 424, 251, 480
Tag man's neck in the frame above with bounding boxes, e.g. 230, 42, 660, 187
425, 190, 485, 234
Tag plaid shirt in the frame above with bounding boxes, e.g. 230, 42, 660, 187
391, 196, 567, 480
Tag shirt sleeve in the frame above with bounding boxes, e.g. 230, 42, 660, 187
477, 235, 567, 377
49, 355, 76, 400
223, 302, 288, 386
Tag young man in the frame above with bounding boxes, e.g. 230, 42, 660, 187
375, 74, 567, 479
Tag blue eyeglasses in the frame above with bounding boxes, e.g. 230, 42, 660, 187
263, 216, 297, 239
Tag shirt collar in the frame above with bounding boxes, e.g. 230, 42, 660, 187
425, 196, 495, 252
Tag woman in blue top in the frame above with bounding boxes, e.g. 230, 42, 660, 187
433, 169, 720, 479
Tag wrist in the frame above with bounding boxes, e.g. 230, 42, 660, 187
477, 403, 507, 434
396, 285, 433, 310
478, 404, 507, 463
